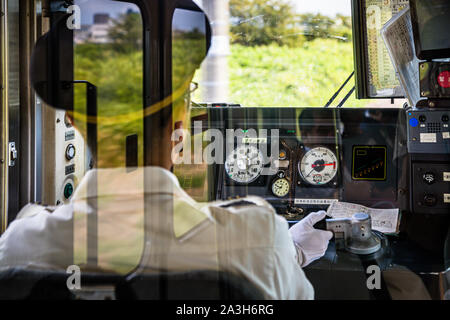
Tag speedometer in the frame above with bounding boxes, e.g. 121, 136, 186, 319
298, 147, 338, 186
225, 145, 264, 184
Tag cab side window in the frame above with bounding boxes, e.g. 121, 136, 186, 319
74, 0, 144, 168
72, 0, 145, 274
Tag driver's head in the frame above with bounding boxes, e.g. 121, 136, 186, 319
63, 63, 201, 170
32, 0, 210, 170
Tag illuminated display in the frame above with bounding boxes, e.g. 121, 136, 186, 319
352, 146, 387, 181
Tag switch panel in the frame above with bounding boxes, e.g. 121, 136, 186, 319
412, 163, 450, 214
407, 109, 450, 154
42, 109, 86, 205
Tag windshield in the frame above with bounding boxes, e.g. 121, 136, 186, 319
191, 0, 405, 108
1, 0, 444, 303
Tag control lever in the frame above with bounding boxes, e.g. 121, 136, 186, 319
325, 213, 382, 255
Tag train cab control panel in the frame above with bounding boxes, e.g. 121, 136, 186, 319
209, 107, 410, 223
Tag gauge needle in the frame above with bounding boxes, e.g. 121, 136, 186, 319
305, 168, 316, 178
312, 162, 336, 168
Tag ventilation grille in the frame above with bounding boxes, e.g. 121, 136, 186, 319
427, 123, 441, 133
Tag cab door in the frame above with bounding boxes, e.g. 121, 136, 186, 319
0, 0, 7, 233
0, 0, 21, 232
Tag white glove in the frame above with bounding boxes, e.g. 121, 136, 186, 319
289, 210, 333, 267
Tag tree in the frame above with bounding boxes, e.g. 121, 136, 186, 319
108, 10, 142, 53
331, 14, 352, 42
229, 0, 303, 47
298, 13, 334, 41
298, 13, 352, 42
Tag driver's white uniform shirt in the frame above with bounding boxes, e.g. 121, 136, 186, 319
0, 166, 314, 300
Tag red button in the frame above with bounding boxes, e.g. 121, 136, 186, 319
437, 71, 450, 88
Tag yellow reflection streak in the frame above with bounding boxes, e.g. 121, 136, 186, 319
67, 78, 191, 125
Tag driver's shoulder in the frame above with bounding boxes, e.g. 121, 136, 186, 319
16, 203, 58, 220
209, 196, 275, 213
206, 196, 285, 228
4, 202, 73, 238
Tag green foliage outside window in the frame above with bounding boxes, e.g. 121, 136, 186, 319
230, 0, 353, 46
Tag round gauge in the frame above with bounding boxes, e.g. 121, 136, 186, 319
225, 145, 264, 184
298, 147, 338, 186
272, 178, 290, 198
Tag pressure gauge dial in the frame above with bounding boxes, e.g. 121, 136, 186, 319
225, 145, 264, 184
298, 147, 338, 186
272, 178, 290, 198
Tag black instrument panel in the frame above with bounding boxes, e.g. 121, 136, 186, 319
184, 107, 449, 298
209, 107, 409, 222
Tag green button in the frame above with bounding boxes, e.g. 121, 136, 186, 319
64, 183, 74, 199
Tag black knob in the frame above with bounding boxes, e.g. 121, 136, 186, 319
442, 114, 449, 122
419, 115, 427, 122
423, 194, 437, 207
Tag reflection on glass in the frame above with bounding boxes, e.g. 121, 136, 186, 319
73, 0, 144, 274
74, 0, 143, 169
414, 0, 450, 52
172, 8, 209, 202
